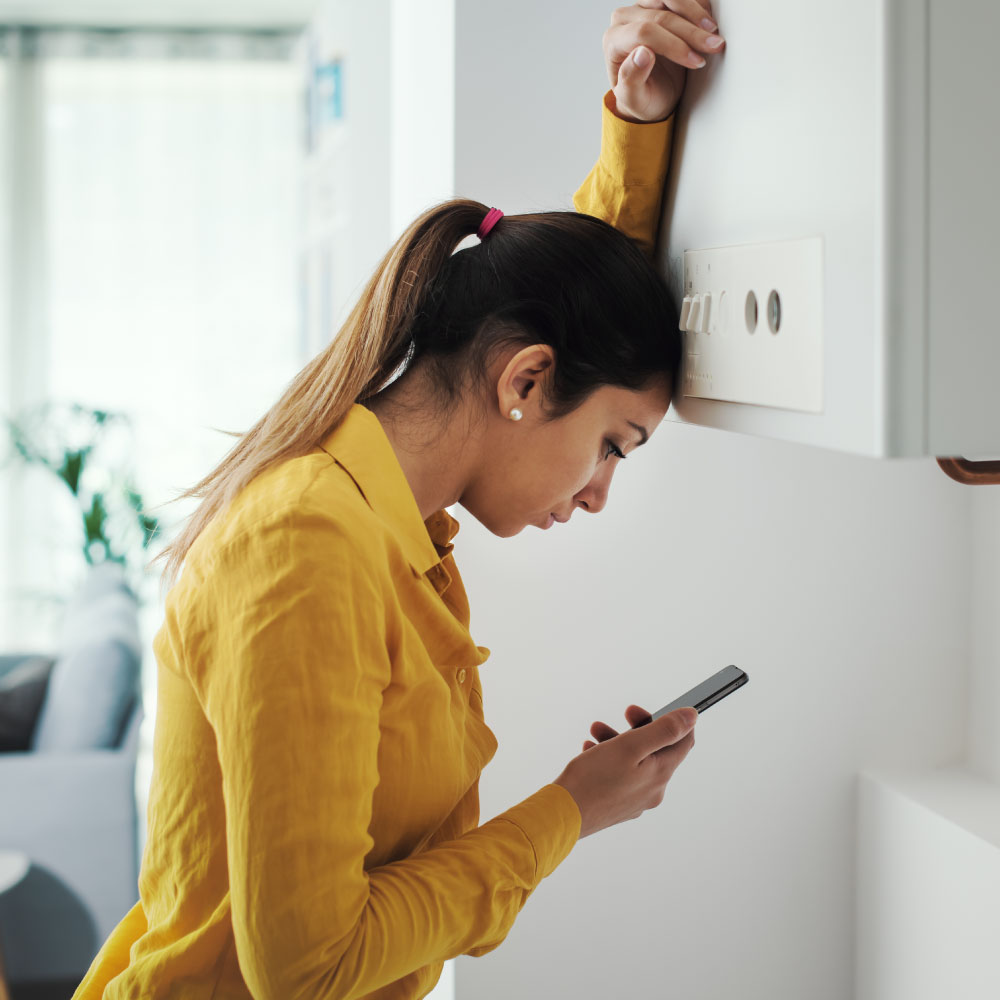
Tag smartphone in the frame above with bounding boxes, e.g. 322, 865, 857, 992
649, 664, 749, 721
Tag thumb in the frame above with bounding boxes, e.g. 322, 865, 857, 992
629, 706, 697, 760
619, 45, 654, 91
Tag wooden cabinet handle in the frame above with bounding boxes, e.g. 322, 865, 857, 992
936, 458, 1000, 485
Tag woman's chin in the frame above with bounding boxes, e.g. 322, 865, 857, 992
457, 502, 526, 538
491, 520, 527, 538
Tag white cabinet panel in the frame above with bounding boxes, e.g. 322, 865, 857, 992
662, 0, 999, 459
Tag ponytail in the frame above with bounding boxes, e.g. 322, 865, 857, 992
147, 198, 491, 594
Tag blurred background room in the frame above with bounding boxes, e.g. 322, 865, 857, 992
0, 2, 998, 999
0, 2, 317, 996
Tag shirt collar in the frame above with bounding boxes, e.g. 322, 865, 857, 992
318, 404, 459, 577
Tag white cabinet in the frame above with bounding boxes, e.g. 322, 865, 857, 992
662, 0, 1000, 461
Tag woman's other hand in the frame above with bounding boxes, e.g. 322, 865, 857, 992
604, 1, 726, 123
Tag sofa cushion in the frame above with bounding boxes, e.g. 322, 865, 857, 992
30, 561, 142, 752
58, 562, 142, 662
0, 656, 56, 752
31, 638, 140, 752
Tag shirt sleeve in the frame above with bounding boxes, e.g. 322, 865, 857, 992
573, 89, 676, 258
195, 508, 582, 999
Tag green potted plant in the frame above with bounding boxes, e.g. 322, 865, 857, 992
1, 401, 164, 611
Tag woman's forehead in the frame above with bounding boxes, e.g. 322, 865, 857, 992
590, 380, 671, 417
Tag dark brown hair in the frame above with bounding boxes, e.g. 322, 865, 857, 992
148, 197, 681, 592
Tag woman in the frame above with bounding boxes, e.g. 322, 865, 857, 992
73, 3, 725, 997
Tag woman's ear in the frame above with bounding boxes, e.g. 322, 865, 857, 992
496, 344, 555, 417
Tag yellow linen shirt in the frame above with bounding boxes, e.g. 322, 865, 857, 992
72, 91, 674, 1000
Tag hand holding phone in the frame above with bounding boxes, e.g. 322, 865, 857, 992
554, 706, 698, 838
556, 665, 748, 840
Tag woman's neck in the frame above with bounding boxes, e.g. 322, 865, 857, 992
365, 372, 483, 521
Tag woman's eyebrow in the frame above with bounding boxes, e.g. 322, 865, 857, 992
627, 421, 648, 446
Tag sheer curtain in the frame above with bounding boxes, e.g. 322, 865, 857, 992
0, 23, 303, 851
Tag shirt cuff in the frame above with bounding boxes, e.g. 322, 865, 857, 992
599, 89, 675, 188
493, 782, 582, 882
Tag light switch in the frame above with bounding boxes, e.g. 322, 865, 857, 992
687, 295, 701, 333
679, 295, 694, 331
698, 293, 713, 333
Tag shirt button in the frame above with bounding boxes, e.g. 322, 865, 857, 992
457, 668, 467, 683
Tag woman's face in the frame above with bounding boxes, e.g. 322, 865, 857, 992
459, 345, 672, 536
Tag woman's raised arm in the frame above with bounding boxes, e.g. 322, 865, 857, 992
573, 1, 725, 257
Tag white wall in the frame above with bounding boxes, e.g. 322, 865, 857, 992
970, 491, 1000, 781
450, 3, 977, 997
389, 0, 454, 239
458, 432, 970, 1000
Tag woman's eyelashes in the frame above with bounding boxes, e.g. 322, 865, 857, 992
603, 439, 626, 461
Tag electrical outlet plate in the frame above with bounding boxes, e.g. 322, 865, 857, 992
680, 237, 824, 413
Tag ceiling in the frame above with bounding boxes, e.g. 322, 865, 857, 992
0, 1, 318, 29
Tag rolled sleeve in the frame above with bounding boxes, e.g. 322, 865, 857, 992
573, 89, 675, 258
491, 782, 582, 883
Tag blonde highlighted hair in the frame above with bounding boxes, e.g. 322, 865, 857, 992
147, 198, 491, 593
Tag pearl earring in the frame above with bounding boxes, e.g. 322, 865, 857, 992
509, 408, 523, 421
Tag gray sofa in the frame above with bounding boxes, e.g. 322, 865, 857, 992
0, 562, 144, 986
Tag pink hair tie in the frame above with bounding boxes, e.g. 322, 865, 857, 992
477, 207, 504, 240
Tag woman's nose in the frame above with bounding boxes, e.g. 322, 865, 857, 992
574, 474, 610, 515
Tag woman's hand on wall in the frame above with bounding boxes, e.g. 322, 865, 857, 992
553, 705, 697, 839
604, 1, 726, 123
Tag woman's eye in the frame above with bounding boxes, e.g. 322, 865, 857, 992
604, 440, 626, 461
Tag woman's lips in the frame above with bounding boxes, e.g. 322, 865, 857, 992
539, 513, 569, 530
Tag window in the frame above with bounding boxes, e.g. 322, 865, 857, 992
1, 25, 302, 853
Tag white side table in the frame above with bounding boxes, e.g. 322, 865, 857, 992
0, 851, 30, 1000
